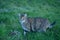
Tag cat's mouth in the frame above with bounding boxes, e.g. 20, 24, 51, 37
21, 20, 25, 23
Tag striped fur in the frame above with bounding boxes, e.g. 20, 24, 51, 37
18, 13, 55, 35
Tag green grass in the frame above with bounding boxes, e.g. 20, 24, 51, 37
0, 0, 60, 40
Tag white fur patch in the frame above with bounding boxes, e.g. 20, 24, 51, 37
20, 20, 30, 32
21, 20, 25, 23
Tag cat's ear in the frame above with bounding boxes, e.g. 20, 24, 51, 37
24, 14, 27, 17
18, 13, 21, 17
18, 13, 21, 19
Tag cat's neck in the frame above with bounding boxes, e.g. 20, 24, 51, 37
20, 17, 28, 24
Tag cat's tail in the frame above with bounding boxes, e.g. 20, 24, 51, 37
49, 21, 56, 28
51, 21, 56, 26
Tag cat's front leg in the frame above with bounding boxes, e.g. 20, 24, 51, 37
23, 30, 28, 40
24, 31, 27, 36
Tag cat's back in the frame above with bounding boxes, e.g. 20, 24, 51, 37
27, 17, 49, 31
27, 17, 48, 24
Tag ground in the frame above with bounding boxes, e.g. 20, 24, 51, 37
0, 0, 60, 40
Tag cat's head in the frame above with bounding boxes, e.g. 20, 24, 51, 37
18, 13, 27, 20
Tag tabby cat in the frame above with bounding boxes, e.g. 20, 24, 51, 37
18, 13, 56, 35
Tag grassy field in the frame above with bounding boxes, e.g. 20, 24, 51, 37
0, 0, 60, 40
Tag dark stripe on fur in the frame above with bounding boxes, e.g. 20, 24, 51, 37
34, 18, 36, 31
50, 21, 56, 26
